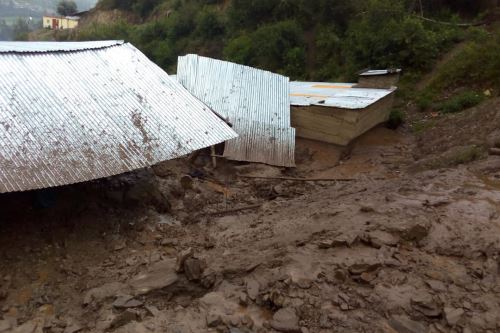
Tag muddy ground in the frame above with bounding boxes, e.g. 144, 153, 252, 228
0, 123, 500, 333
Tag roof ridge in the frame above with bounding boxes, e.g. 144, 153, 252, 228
0, 40, 125, 54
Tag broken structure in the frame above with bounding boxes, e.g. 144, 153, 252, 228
0, 41, 237, 193
357, 69, 402, 89
290, 82, 396, 146
176, 54, 295, 167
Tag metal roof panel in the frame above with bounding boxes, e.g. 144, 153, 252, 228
0, 40, 124, 53
290, 81, 396, 109
0, 42, 237, 193
177, 55, 295, 167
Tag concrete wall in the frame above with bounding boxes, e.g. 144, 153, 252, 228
43, 16, 79, 29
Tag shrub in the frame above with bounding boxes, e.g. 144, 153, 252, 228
428, 29, 500, 91
224, 20, 306, 77
195, 8, 225, 39
437, 91, 484, 113
387, 109, 405, 129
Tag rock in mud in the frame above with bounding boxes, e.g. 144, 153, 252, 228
410, 293, 442, 318
443, 307, 464, 326
63, 323, 83, 333
83, 282, 130, 306
389, 315, 428, 333
206, 312, 222, 328
348, 261, 381, 275
129, 259, 178, 295
425, 279, 447, 293
270, 307, 301, 333
184, 257, 205, 281
113, 322, 149, 333
367, 230, 399, 248
0, 320, 11, 332
112, 295, 144, 309
175, 248, 194, 273
402, 223, 430, 243
107, 310, 138, 331
246, 278, 260, 301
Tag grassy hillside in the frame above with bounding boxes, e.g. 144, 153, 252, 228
53, 0, 497, 80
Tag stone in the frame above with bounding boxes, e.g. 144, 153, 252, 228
175, 248, 194, 273
332, 234, 358, 247
246, 279, 260, 301
129, 259, 178, 295
0, 320, 11, 332
113, 295, 144, 309
184, 257, 205, 281
83, 282, 129, 306
317, 240, 333, 249
403, 223, 430, 243
411, 294, 441, 318
360, 205, 375, 213
240, 314, 254, 328
11, 320, 41, 333
443, 307, 464, 326
180, 175, 194, 190
206, 313, 222, 327
160, 238, 179, 247
389, 315, 429, 333
113, 321, 149, 333
145, 305, 160, 317
348, 262, 380, 275
63, 324, 83, 333
425, 280, 447, 293
107, 310, 138, 330
368, 230, 399, 248
359, 271, 377, 284
270, 307, 301, 333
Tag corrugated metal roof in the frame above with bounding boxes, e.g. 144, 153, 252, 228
290, 81, 396, 109
359, 69, 402, 76
0, 42, 237, 193
0, 40, 123, 53
177, 54, 295, 167
224, 119, 295, 168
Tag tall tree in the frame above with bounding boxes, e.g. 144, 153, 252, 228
57, 0, 78, 16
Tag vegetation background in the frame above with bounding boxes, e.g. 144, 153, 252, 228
8, 0, 500, 118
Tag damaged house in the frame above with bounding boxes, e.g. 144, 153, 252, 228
176, 54, 296, 168
290, 73, 398, 146
0, 41, 237, 193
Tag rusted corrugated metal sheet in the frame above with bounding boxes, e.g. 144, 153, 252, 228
177, 54, 295, 167
0, 41, 237, 193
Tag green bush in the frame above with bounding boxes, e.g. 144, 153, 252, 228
387, 109, 405, 129
437, 91, 484, 113
428, 29, 500, 91
343, 0, 444, 77
416, 91, 436, 111
195, 8, 225, 39
224, 20, 306, 77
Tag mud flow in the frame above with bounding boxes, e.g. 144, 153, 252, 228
1, 126, 499, 333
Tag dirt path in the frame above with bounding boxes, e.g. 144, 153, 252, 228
0, 127, 499, 333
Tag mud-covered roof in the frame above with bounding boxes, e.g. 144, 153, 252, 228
0, 42, 237, 193
177, 54, 295, 167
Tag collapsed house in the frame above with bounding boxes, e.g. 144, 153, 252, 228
176, 54, 296, 167
0, 41, 237, 193
290, 79, 397, 146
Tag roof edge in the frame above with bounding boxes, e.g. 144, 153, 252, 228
0, 40, 125, 54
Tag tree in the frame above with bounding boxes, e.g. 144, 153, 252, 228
57, 0, 78, 16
